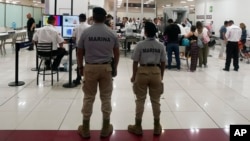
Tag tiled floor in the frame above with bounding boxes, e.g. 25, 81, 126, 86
0, 43, 250, 141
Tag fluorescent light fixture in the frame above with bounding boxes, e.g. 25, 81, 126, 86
180, 1, 187, 4
187, 0, 194, 1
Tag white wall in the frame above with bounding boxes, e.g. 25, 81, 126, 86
89, 0, 104, 7
196, 0, 250, 36
46, 0, 88, 16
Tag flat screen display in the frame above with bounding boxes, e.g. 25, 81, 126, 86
62, 16, 79, 26
42, 15, 62, 26
62, 26, 74, 38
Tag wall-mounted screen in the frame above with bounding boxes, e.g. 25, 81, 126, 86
63, 16, 79, 26
42, 15, 62, 26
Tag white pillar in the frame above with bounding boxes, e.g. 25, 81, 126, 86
113, 0, 117, 29
141, 0, 143, 18
126, 0, 129, 17
204, 0, 207, 23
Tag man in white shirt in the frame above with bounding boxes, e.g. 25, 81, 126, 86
223, 20, 242, 71
72, 13, 90, 85
33, 16, 67, 70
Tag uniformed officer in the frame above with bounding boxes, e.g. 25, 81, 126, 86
128, 21, 166, 136
223, 20, 242, 71
76, 7, 120, 138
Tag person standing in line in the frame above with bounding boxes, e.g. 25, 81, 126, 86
27, 13, 36, 51
196, 21, 210, 68
72, 13, 90, 86
239, 23, 247, 50
128, 22, 166, 136
219, 21, 229, 59
164, 19, 181, 70
77, 7, 120, 138
223, 20, 242, 71
184, 25, 199, 72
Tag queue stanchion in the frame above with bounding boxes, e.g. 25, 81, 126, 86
9, 41, 32, 86
63, 38, 77, 88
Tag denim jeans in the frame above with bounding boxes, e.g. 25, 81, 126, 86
167, 43, 180, 69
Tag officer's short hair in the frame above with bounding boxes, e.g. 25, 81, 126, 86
93, 7, 107, 23
224, 20, 228, 25
79, 13, 86, 22
47, 15, 55, 24
167, 19, 174, 24
144, 21, 157, 38
229, 20, 234, 24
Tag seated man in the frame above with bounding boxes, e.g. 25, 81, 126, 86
33, 15, 67, 70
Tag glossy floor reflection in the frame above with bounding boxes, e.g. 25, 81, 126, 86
0, 129, 229, 141
0, 43, 250, 141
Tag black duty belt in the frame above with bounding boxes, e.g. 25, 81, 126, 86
140, 64, 159, 67
86, 62, 110, 64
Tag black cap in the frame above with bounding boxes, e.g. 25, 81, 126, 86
93, 7, 107, 17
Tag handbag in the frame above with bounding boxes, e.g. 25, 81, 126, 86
208, 39, 216, 47
197, 38, 204, 48
182, 38, 190, 46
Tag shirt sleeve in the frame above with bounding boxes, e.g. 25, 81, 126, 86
160, 44, 167, 62
113, 33, 119, 48
77, 32, 84, 48
56, 33, 64, 44
131, 44, 140, 62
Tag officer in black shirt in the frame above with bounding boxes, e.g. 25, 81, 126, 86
27, 13, 36, 50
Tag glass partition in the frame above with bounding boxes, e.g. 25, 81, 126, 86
0, 3, 4, 27
6, 4, 22, 29
22, 6, 34, 27
34, 7, 42, 25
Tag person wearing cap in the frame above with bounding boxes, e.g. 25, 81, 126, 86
77, 7, 120, 138
33, 15, 67, 70
223, 20, 242, 71
72, 13, 90, 85
128, 21, 166, 136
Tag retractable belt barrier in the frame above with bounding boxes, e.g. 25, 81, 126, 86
8, 41, 32, 87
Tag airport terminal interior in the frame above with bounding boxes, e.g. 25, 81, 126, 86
1, 0, 250, 141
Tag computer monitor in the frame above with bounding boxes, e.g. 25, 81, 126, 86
62, 15, 79, 38
62, 26, 74, 38
42, 15, 62, 26
62, 16, 79, 26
